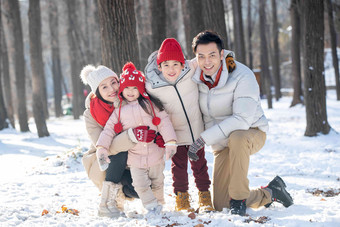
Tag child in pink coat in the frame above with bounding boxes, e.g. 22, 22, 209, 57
96, 62, 177, 216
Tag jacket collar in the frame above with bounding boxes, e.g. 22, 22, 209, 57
192, 49, 235, 89
145, 51, 191, 89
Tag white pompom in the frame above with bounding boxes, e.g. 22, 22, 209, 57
80, 65, 96, 85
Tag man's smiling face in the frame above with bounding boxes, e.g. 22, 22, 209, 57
196, 42, 224, 76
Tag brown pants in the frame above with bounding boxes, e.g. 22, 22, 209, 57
212, 128, 272, 211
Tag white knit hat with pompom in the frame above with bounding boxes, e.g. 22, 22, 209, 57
80, 65, 118, 93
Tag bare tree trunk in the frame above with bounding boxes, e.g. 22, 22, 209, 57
135, 0, 152, 68
0, 0, 8, 130
259, 0, 272, 109
48, 0, 63, 117
232, 0, 246, 64
92, 1, 102, 65
83, 0, 92, 64
247, 0, 253, 70
303, 0, 331, 136
202, 0, 229, 49
181, 0, 205, 58
3, 0, 29, 132
0, 70, 8, 130
66, 0, 85, 119
28, 0, 49, 137
166, 0, 180, 39
1, 17, 15, 128
224, 0, 232, 50
326, 0, 340, 100
271, 0, 282, 100
290, 0, 303, 107
98, 0, 140, 71
150, 0, 166, 50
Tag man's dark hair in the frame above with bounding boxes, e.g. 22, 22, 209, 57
192, 30, 224, 54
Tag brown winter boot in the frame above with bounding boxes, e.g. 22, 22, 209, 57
98, 181, 121, 218
175, 192, 195, 212
198, 191, 215, 213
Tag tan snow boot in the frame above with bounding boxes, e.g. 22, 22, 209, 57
98, 181, 121, 218
175, 192, 195, 212
115, 183, 126, 211
198, 191, 215, 213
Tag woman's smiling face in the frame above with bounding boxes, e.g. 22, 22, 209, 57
97, 77, 119, 103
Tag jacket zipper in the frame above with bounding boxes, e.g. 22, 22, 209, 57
174, 85, 195, 143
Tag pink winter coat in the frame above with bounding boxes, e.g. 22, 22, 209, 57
96, 100, 177, 169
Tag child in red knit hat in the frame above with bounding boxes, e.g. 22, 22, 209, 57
96, 62, 177, 217
145, 38, 214, 213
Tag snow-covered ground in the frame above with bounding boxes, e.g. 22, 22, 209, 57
0, 90, 339, 227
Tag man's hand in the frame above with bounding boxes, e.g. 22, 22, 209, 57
154, 132, 165, 148
133, 126, 156, 142
96, 147, 110, 171
188, 137, 205, 161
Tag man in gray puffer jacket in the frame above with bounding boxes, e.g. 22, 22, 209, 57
188, 30, 293, 216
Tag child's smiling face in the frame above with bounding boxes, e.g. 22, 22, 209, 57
158, 60, 184, 82
122, 86, 140, 102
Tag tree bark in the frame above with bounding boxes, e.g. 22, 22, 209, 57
98, 0, 140, 71
247, 0, 253, 70
66, 0, 85, 119
28, 0, 49, 137
259, 0, 272, 109
166, 0, 181, 39
0, 0, 8, 130
3, 0, 29, 132
135, 0, 152, 68
48, 0, 63, 117
202, 0, 229, 50
181, 0, 205, 58
290, 0, 303, 107
303, 0, 331, 136
326, 0, 340, 100
271, 0, 282, 100
150, 0, 166, 50
232, 0, 246, 64
1, 12, 14, 128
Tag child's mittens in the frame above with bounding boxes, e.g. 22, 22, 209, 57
96, 147, 111, 171
165, 144, 177, 160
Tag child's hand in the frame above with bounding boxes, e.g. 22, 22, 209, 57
96, 147, 110, 171
165, 144, 177, 160
133, 126, 156, 142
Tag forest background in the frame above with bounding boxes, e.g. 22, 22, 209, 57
0, 0, 340, 139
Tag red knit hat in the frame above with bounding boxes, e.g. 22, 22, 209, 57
157, 38, 185, 65
114, 62, 161, 134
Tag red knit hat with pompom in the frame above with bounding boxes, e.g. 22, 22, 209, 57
114, 62, 160, 134
157, 38, 185, 65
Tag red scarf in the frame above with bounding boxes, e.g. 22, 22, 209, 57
200, 65, 223, 90
90, 96, 114, 127
199, 55, 236, 90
